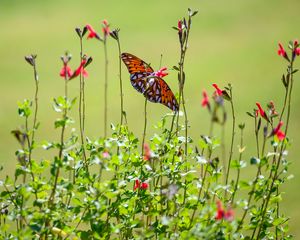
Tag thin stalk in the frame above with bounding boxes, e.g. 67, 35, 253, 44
49, 79, 68, 205
117, 39, 124, 125
230, 126, 244, 203
225, 92, 236, 186
103, 39, 108, 137
141, 99, 148, 156
78, 37, 88, 169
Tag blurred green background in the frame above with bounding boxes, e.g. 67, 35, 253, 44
0, 0, 299, 236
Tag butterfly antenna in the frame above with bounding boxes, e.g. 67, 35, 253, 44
159, 53, 163, 68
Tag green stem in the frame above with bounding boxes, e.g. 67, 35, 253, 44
230, 126, 244, 203
104, 39, 108, 137
225, 91, 235, 186
117, 39, 124, 125
141, 99, 148, 156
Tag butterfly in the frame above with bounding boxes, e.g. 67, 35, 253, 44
121, 53, 179, 112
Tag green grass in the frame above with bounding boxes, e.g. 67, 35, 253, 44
1, 0, 300, 236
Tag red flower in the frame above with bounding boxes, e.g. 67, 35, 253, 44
86, 24, 99, 40
59, 65, 73, 79
294, 40, 300, 56
216, 200, 224, 220
102, 19, 110, 37
154, 67, 168, 78
201, 89, 209, 108
215, 200, 234, 221
272, 121, 285, 141
134, 179, 149, 190
256, 102, 268, 121
277, 43, 289, 61
73, 60, 88, 78
178, 20, 182, 33
212, 83, 223, 96
143, 143, 151, 161
141, 182, 149, 189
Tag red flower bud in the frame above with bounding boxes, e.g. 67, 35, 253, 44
60, 65, 73, 79
102, 19, 110, 37
86, 24, 100, 40
212, 83, 223, 96
256, 102, 268, 121
201, 89, 209, 108
178, 20, 182, 33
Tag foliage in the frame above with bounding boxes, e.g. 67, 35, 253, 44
0, 9, 298, 239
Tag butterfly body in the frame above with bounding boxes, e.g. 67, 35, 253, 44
121, 53, 179, 112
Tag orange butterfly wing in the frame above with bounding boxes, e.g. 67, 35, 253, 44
143, 77, 179, 112
121, 53, 154, 74
121, 53, 154, 93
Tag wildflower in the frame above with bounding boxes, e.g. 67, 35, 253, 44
212, 83, 223, 96
134, 179, 149, 190
277, 43, 289, 61
256, 102, 268, 121
86, 24, 100, 40
102, 19, 110, 37
215, 200, 234, 221
143, 143, 151, 161
272, 121, 285, 141
73, 59, 88, 78
59, 65, 73, 79
154, 67, 168, 78
277, 43, 287, 57
294, 40, 300, 56
102, 151, 110, 158
178, 20, 182, 33
201, 89, 210, 108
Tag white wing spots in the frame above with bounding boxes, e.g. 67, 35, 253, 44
156, 89, 160, 95
168, 102, 171, 108
137, 73, 144, 78
131, 75, 137, 80
148, 78, 155, 85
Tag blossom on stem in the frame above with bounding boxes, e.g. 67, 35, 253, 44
102, 19, 110, 37
277, 43, 289, 61
86, 24, 100, 40
143, 143, 151, 161
134, 179, 149, 190
256, 102, 268, 121
154, 67, 168, 78
294, 40, 300, 56
272, 121, 285, 141
60, 64, 73, 79
73, 59, 88, 78
212, 83, 223, 96
178, 20, 182, 33
201, 89, 210, 108
215, 200, 234, 221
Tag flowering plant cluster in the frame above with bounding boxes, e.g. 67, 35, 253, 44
0, 9, 298, 239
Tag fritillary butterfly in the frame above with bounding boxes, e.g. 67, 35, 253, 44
121, 53, 179, 112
